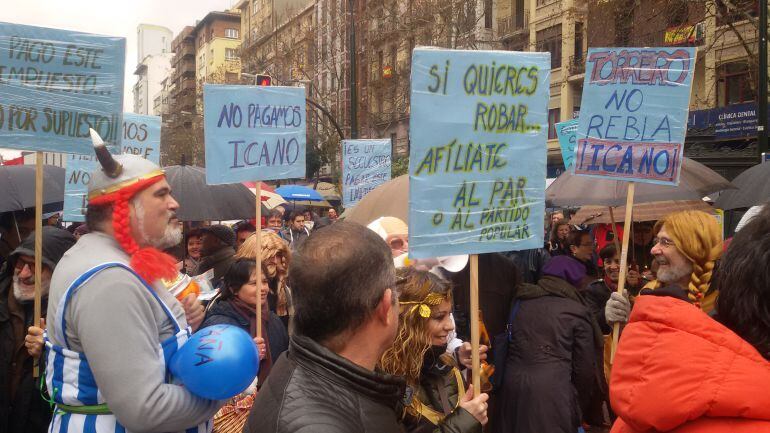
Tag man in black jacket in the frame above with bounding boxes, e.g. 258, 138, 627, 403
0, 226, 76, 433
196, 224, 236, 285
244, 222, 406, 433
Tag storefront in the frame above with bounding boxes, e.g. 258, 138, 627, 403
686, 102, 765, 180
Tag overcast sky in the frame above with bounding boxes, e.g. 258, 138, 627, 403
1, 0, 234, 160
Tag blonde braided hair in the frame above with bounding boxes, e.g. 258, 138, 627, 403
654, 210, 722, 305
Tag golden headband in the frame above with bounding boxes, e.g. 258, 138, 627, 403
400, 292, 447, 318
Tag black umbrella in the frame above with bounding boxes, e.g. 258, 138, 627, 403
164, 165, 268, 221
714, 162, 770, 210
0, 165, 65, 213
546, 158, 734, 207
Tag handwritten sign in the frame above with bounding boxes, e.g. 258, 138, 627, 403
556, 119, 578, 168
342, 139, 391, 207
0, 22, 125, 155
62, 114, 161, 221
204, 84, 306, 184
574, 48, 695, 185
408, 48, 550, 259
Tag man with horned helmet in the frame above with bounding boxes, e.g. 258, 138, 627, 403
44, 129, 221, 433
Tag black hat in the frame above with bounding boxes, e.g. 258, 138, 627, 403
200, 224, 236, 248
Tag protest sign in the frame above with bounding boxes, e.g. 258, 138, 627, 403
408, 48, 550, 259
63, 114, 161, 221
556, 119, 578, 168
342, 139, 391, 207
0, 22, 125, 155
203, 84, 306, 185
121, 113, 161, 163
574, 48, 696, 185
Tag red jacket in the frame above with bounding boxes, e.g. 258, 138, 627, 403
610, 295, 770, 433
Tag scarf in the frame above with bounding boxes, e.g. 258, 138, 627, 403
603, 275, 618, 292
230, 296, 273, 385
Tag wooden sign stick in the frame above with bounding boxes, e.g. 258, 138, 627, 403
608, 207, 622, 254
610, 181, 636, 363
469, 254, 480, 397
33, 153, 44, 378
255, 182, 263, 339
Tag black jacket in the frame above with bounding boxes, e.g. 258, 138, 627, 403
496, 276, 603, 433
0, 227, 75, 433
199, 298, 288, 363
196, 246, 235, 284
583, 279, 613, 335
441, 253, 519, 341
243, 334, 407, 433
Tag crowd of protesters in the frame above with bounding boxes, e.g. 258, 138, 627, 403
1, 171, 770, 433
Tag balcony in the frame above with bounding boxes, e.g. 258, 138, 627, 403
568, 54, 585, 76
497, 13, 529, 40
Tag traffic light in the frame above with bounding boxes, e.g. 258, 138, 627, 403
256, 74, 272, 86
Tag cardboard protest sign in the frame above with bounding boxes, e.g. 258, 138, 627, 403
63, 114, 161, 221
342, 139, 391, 207
575, 48, 695, 185
408, 48, 550, 259
204, 84, 306, 184
556, 119, 578, 168
0, 22, 125, 155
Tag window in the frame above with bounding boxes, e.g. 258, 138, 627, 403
716, 0, 758, 26
536, 25, 562, 69
718, 62, 756, 106
225, 48, 238, 60
574, 22, 584, 62
548, 108, 560, 139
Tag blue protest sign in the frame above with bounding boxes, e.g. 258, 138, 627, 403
0, 22, 125, 155
342, 139, 391, 207
62, 154, 97, 222
203, 84, 306, 184
408, 48, 550, 259
574, 48, 695, 185
121, 113, 161, 164
63, 113, 161, 221
556, 119, 578, 168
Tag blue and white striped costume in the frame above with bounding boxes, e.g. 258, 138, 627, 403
45, 262, 211, 433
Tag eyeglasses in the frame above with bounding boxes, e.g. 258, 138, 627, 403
653, 237, 676, 248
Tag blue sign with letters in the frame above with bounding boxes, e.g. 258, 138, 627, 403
204, 84, 306, 185
408, 48, 550, 258
342, 139, 391, 208
575, 47, 695, 185
0, 22, 125, 155
556, 119, 578, 168
63, 114, 161, 221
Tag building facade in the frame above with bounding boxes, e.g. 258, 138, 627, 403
133, 24, 173, 115
194, 11, 242, 92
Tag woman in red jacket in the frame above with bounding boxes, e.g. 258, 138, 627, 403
610, 209, 770, 433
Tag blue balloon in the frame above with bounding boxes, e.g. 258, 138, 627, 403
170, 324, 259, 400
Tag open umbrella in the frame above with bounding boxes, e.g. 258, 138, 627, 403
164, 165, 267, 221
313, 181, 342, 202
571, 200, 715, 225
0, 165, 65, 213
275, 185, 325, 201
342, 175, 408, 225
714, 162, 770, 210
547, 158, 734, 207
